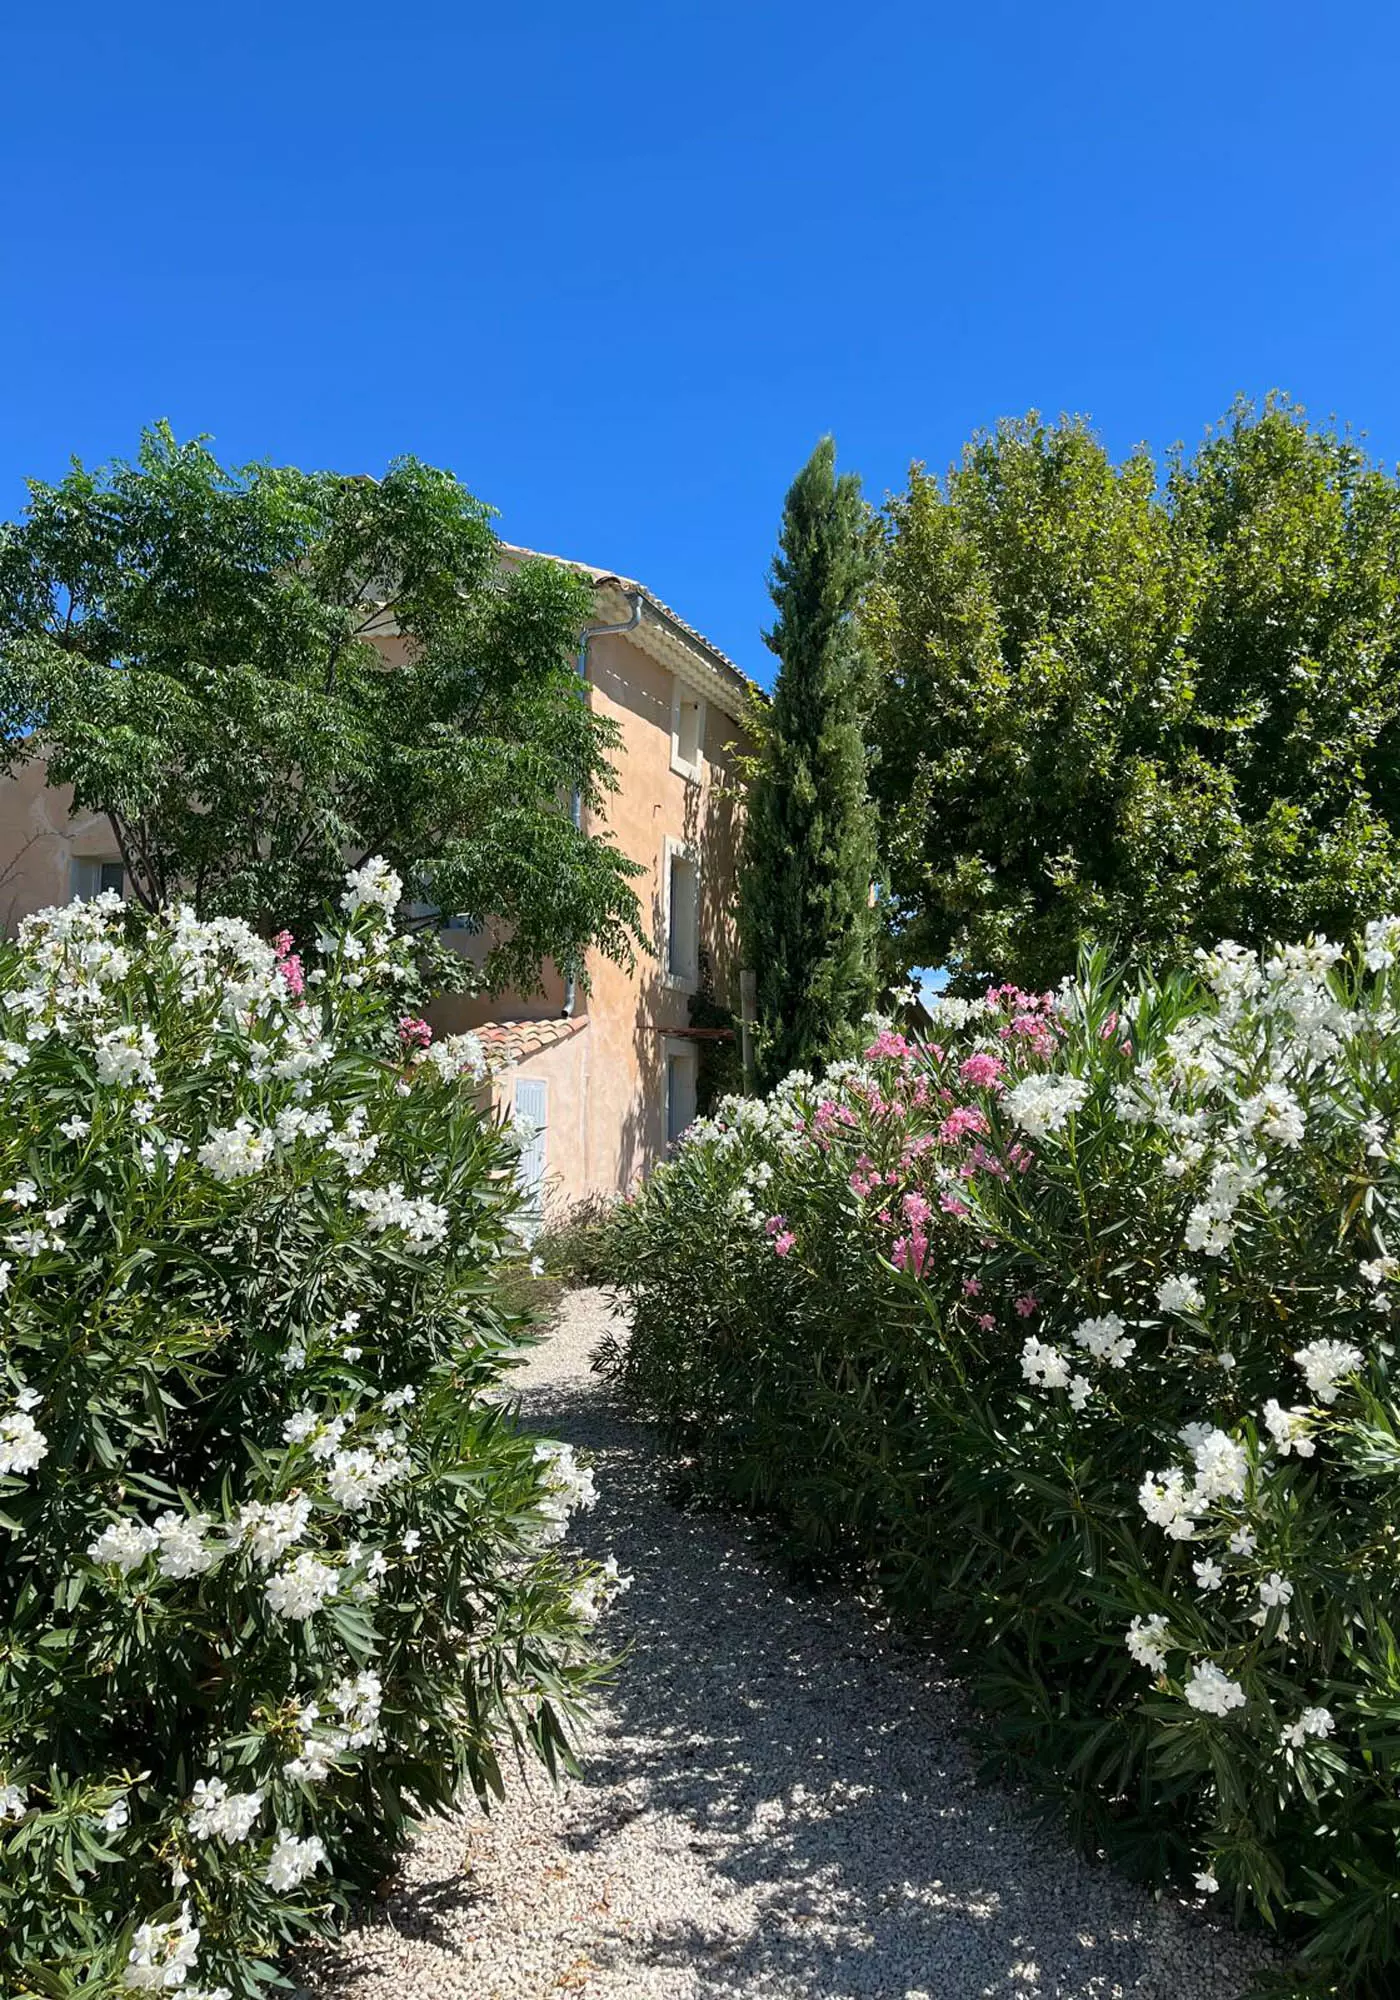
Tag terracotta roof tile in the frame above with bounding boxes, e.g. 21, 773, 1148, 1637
476, 1015, 589, 1067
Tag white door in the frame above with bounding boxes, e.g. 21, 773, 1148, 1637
513, 1077, 548, 1231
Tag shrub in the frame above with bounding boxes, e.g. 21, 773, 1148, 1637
0, 864, 619, 1999
533, 1193, 622, 1290
604, 935, 1400, 1995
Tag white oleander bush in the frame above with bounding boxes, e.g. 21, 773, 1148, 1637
604, 935, 1400, 1996
0, 863, 619, 1999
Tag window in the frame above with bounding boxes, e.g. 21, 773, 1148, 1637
670, 679, 705, 781
666, 1043, 698, 1145
512, 1077, 548, 1235
664, 839, 699, 988
70, 857, 125, 902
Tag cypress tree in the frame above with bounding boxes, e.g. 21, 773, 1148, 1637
740, 437, 880, 1088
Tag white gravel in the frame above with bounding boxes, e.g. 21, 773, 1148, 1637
304, 1287, 1272, 2000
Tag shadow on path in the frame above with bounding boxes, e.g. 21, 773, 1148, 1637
492, 1292, 1261, 2000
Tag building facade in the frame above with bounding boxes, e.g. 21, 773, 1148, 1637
0, 549, 755, 1218
437, 549, 754, 1216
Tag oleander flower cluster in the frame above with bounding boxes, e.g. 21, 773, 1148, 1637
605, 934, 1400, 1994
0, 867, 622, 1999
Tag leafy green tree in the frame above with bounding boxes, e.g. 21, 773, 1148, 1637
0, 424, 643, 990
865, 398, 1400, 992
740, 437, 880, 1085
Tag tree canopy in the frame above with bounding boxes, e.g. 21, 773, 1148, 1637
864, 397, 1400, 991
0, 424, 644, 990
740, 438, 880, 1084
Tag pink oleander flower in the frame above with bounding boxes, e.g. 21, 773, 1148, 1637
940, 1192, 970, 1218
977, 1312, 995, 1331
962, 1277, 982, 1296
764, 1214, 787, 1237
1014, 1293, 1039, 1317
272, 929, 306, 998
892, 1229, 931, 1276
773, 1231, 796, 1257
902, 1191, 933, 1228
939, 1105, 989, 1145
959, 1053, 1006, 1090
398, 1015, 432, 1050
865, 1029, 916, 1061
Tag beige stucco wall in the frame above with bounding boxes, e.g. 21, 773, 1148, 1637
487, 1027, 593, 1221
0, 757, 120, 932
431, 626, 748, 1203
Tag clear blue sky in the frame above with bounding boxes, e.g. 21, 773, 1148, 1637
3, 1, 1398, 686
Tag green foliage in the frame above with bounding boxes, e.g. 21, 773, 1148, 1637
532, 1193, 622, 1290
602, 933, 1400, 1996
0, 424, 644, 991
687, 962, 743, 1114
865, 398, 1400, 991
0, 864, 615, 1997
739, 438, 880, 1085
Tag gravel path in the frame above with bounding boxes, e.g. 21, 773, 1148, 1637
307, 1288, 1270, 2000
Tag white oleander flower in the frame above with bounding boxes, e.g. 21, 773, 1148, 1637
1263, 1399, 1316, 1458
325, 1442, 409, 1512
122, 1906, 201, 1991
349, 1182, 448, 1248
1005, 1072, 1089, 1140
1239, 1084, 1305, 1148
153, 1510, 217, 1579
235, 1496, 312, 1567
1281, 1704, 1336, 1749
197, 1118, 274, 1182
264, 1827, 329, 1892
264, 1553, 338, 1621
1192, 1557, 1224, 1591
1139, 1468, 1198, 1540
0, 1403, 48, 1477
1072, 1312, 1136, 1368
188, 1776, 264, 1844
94, 1024, 158, 1089
340, 856, 402, 920
1362, 916, 1400, 970
1126, 1613, 1171, 1673
1292, 1338, 1362, 1404
1258, 1572, 1293, 1609
568, 1555, 634, 1625
1018, 1336, 1070, 1390
1156, 1274, 1204, 1315
1183, 1660, 1247, 1716
1191, 1428, 1249, 1503
533, 1441, 598, 1543
89, 1518, 161, 1573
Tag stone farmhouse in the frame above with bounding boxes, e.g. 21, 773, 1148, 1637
0, 547, 757, 1219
